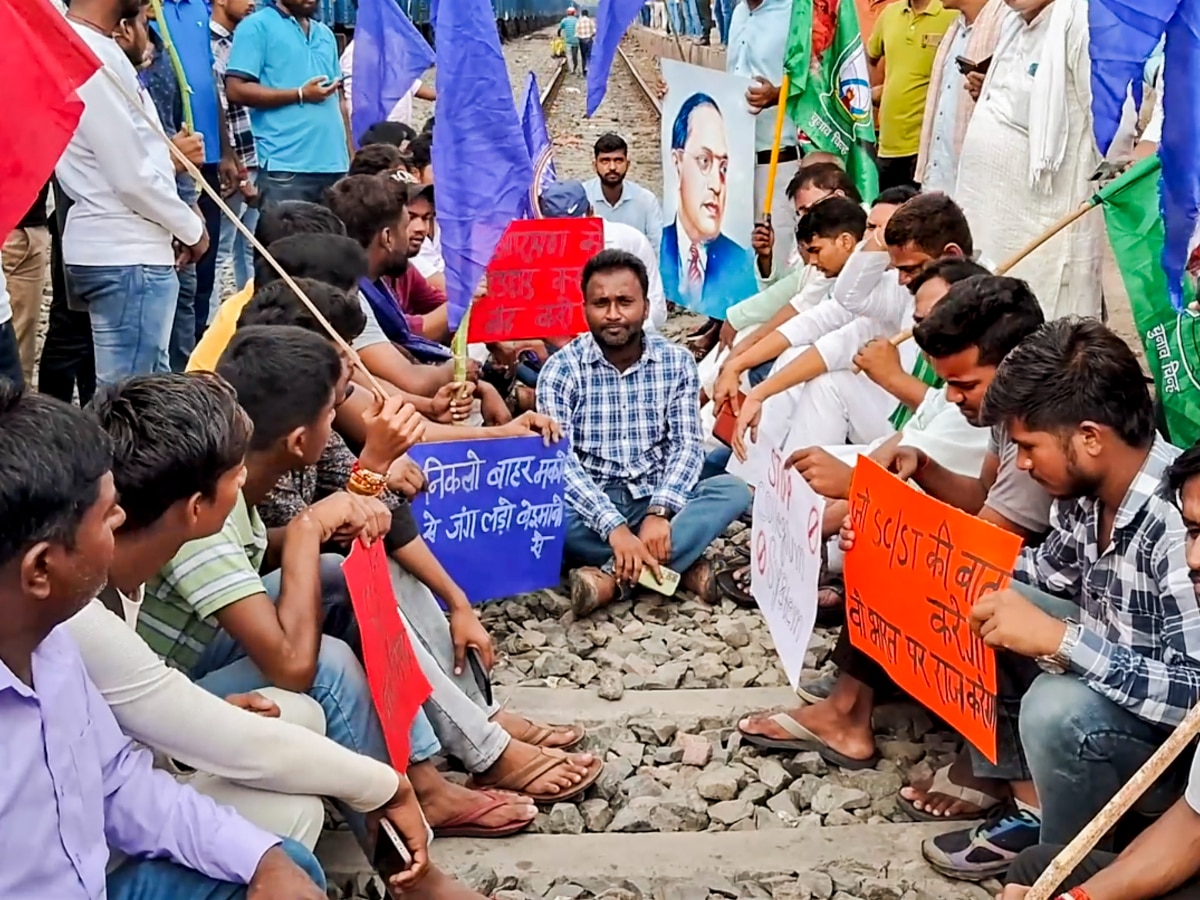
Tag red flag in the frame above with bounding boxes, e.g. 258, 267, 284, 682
342, 539, 432, 772
0, 0, 101, 235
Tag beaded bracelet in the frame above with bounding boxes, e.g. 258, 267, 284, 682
348, 460, 387, 498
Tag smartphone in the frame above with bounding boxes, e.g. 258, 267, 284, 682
712, 392, 746, 448
373, 819, 413, 882
638, 564, 681, 597
955, 55, 992, 76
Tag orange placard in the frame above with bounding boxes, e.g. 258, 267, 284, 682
843, 458, 1024, 763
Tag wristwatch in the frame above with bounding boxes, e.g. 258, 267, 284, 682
646, 506, 674, 521
1037, 619, 1082, 675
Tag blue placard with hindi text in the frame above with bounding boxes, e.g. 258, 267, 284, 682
407, 435, 570, 604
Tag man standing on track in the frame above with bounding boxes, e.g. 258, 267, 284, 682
559, 7, 580, 74
576, 9, 596, 75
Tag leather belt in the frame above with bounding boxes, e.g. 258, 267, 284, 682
755, 145, 800, 165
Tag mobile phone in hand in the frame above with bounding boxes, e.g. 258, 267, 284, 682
637, 564, 681, 597
373, 819, 413, 882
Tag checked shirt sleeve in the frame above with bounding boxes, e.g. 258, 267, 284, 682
1012, 501, 1084, 598
649, 352, 704, 513
537, 355, 626, 540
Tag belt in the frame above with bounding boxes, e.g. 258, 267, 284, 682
755, 145, 799, 165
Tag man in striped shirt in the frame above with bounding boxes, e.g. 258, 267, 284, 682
575, 9, 596, 75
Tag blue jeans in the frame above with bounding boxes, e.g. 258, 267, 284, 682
107, 837, 324, 899
566, 474, 752, 576
67, 264, 178, 386
190, 554, 440, 843
216, 169, 259, 293
971, 583, 1184, 847
258, 170, 344, 208
169, 264, 197, 372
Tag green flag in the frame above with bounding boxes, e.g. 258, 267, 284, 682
1097, 156, 1200, 448
783, 0, 879, 202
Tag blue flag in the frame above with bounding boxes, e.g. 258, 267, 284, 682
432, 0, 533, 332
351, 0, 435, 144
585, 0, 645, 116
520, 71, 557, 218
1090, 0, 1198, 308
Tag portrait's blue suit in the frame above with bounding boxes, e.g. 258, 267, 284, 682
661, 220, 758, 319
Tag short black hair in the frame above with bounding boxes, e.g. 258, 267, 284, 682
982, 317, 1156, 448
785, 162, 863, 205
350, 143, 403, 177
581, 248, 649, 300
253, 201, 345, 263
914, 275, 1045, 367
874, 185, 920, 207
409, 133, 433, 171
254, 234, 369, 293
795, 196, 867, 245
0, 383, 112, 568
87, 373, 251, 533
361, 120, 417, 148
421, 115, 434, 135
594, 133, 628, 157
324, 174, 405, 249
215, 326, 343, 452
884, 192, 973, 257
907, 256, 990, 296
1163, 442, 1200, 510
238, 277, 368, 344
671, 93, 721, 151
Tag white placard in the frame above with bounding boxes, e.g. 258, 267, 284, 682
750, 447, 825, 689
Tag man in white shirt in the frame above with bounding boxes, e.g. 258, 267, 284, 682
57, 0, 208, 387
583, 133, 664, 257
0, 268, 19, 387
540, 181, 668, 332
339, 39, 436, 128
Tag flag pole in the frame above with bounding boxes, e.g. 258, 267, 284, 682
994, 200, 1100, 275
98, 66, 389, 402
761, 73, 791, 221
147, 0, 195, 134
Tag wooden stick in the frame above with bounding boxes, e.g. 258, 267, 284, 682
1025, 700, 1200, 900
851, 328, 912, 375
147, 0, 195, 134
99, 65, 389, 401
663, 2, 689, 62
994, 200, 1099, 276
761, 73, 792, 221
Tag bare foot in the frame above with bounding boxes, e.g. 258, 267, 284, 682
491, 710, 583, 749
899, 753, 1006, 818
407, 763, 536, 832
737, 700, 876, 763
476, 741, 596, 797
392, 865, 487, 900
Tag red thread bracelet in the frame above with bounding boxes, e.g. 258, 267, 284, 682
1059, 888, 1092, 900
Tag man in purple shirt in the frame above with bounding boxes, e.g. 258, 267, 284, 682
0, 383, 325, 899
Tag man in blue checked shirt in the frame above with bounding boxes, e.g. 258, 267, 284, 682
537, 249, 752, 617
917, 319, 1200, 882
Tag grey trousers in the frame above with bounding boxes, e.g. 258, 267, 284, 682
388, 559, 510, 773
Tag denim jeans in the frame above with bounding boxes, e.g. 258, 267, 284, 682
258, 171, 345, 208
579, 38, 593, 72
169, 264, 197, 372
107, 837, 325, 899
971, 582, 1184, 847
1008, 843, 1200, 898
566, 474, 752, 575
190, 554, 441, 844
0, 321, 22, 388
67, 264, 178, 386
217, 169, 260, 294
194, 164, 224, 338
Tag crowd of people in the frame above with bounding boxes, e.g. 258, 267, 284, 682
0, 0, 1195, 898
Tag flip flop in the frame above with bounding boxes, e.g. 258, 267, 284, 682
715, 563, 757, 608
737, 712, 880, 770
503, 716, 587, 751
471, 748, 604, 804
898, 764, 1003, 823
431, 789, 537, 839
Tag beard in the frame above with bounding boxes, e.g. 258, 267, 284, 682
381, 251, 410, 278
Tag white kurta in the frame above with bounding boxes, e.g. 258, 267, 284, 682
954, 3, 1102, 320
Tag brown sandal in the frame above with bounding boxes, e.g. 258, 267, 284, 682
473, 748, 604, 803
503, 716, 587, 750
431, 789, 537, 838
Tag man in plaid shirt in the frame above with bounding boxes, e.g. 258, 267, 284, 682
575, 9, 596, 75
923, 319, 1198, 882
538, 249, 751, 616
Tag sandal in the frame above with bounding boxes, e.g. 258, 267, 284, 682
737, 712, 880, 770
501, 715, 587, 751
898, 763, 1004, 823
431, 789, 537, 839
715, 562, 756, 608
472, 748, 604, 804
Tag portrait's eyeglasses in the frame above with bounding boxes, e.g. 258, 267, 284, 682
686, 149, 728, 180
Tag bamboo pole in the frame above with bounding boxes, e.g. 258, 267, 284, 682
147, 0, 195, 134
850, 328, 912, 375
761, 73, 792, 221
99, 66, 389, 402
1025, 701, 1200, 900
994, 200, 1099, 276
663, 1, 689, 62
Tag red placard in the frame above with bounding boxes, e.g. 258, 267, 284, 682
466, 217, 605, 343
342, 539, 432, 772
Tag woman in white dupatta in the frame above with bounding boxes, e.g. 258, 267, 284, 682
953, 0, 1102, 320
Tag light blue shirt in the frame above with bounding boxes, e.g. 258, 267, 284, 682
226, 6, 348, 174
726, 0, 797, 154
559, 15, 579, 45
583, 177, 664, 257
921, 22, 969, 196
